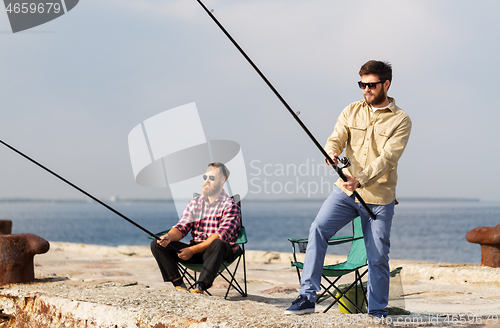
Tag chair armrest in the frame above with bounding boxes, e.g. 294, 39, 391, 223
289, 235, 357, 254
329, 235, 352, 241
235, 226, 247, 244
327, 235, 355, 246
288, 238, 308, 243
289, 235, 354, 243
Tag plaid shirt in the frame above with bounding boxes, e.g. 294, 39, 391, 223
174, 190, 241, 253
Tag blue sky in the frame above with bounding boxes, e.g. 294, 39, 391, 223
1, 0, 499, 201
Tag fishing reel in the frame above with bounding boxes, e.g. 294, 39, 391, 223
336, 156, 351, 169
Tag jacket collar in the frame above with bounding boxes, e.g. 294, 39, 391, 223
363, 97, 398, 114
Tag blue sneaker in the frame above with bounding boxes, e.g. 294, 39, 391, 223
284, 295, 315, 315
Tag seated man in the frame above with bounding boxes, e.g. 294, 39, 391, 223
150, 162, 241, 294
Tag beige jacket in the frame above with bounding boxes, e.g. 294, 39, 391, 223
324, 97, 412, 205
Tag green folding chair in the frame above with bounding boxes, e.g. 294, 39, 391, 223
289, 216, 368, 313
151, 194, 247, 299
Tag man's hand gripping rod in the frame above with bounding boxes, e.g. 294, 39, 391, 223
195, 0, 376, 219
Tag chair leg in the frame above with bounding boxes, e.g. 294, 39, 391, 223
325, 283, 360, 313
242, 250, 247, 296
295, 266, 302, 284
319, 276, 348, 312
219, 258, 246, 299
317, 276, 342, 302
291, 242, 303, 285
323, 292, 346, 313
321, 270, 368, 314
356, 269, 369, 311
176, 264, 213, 295
178, 264, 196, 289
176, 250, 247, 299
319, 277, 358, 313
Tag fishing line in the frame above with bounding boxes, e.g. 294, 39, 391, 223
0, 139, 180, 251
195, 0, 376, 219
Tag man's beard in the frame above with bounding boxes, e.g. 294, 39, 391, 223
364, 89, 387, 107
202, 182, 221, 198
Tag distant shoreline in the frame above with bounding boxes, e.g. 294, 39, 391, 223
0, 197, 482, 204
396, 197, 481, 203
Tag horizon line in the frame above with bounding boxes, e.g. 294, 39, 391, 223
0, 196, 483, 204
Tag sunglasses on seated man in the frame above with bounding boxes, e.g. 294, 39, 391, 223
202, 174, 215, 181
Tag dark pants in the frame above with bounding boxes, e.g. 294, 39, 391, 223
150, 239, 234, 288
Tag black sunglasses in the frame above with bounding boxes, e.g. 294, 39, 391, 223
202, 174, 215, 181
358, 80, 386, 90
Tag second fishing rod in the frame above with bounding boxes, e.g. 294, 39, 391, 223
195, 0, 376, 220
0, 139, 181, 252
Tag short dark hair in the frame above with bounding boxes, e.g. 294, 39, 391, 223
359, 60, 392, 83
208, 162, 230, 180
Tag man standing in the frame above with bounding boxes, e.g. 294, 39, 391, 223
151, 162, 241, 294
285, 60, 411, 317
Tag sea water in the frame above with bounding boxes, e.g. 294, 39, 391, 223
2, 199, 499, 264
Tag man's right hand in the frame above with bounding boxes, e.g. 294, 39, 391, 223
328, 153, 339, 165
157, 234, 172, 248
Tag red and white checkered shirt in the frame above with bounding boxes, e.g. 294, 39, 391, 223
174, 190, 241, 253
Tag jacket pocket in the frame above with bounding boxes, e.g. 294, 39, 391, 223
348, 121, 367, 146
374, 124, 394, 151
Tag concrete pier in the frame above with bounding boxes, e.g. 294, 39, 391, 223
1, 242, 499, 327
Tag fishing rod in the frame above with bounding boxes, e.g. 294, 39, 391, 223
0, 139, 180, 251
195, 0, 376, 220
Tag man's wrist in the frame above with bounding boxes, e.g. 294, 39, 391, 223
356, 173, 367, 188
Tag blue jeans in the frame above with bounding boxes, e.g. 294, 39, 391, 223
300, 187, 395, 317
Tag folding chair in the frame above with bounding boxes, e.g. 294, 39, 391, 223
151, 194, 247, 299
289, 216, 368, 313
